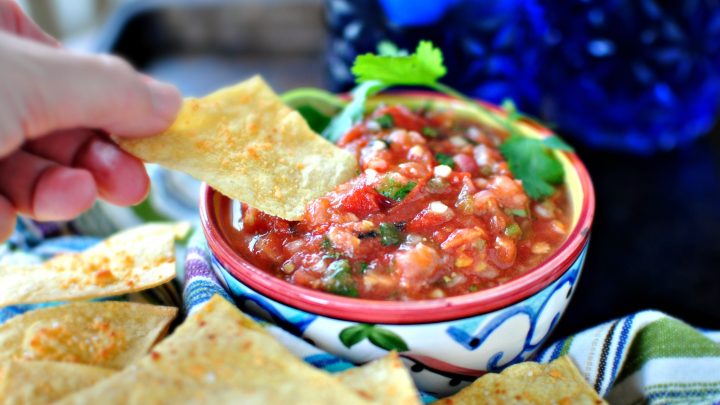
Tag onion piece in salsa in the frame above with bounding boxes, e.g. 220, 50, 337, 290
219, 104, 571, 300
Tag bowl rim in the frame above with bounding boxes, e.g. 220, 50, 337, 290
199, 91, 596, 324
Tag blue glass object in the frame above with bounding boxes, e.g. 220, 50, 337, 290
325, 0, 720, 154
325, 0, 547, 113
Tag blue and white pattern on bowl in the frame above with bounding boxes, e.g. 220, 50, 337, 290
212, 242, 588, 396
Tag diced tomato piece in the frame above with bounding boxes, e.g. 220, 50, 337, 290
246, 207, 292, 234
396, 243, 442, 291
337, 124, 367, 146
375, 105, 427, 133
453, 153, 479, 174
334, 183, 383, 217
407, 205, 454, 233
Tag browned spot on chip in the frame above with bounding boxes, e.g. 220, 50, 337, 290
92, 269, 116, 286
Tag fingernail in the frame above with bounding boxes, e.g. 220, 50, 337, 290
147, 79, 182, 123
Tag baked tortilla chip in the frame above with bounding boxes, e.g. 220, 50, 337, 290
0, 301, 176, 369
58, 295, 373, 405
116, 76, 358, 220
0, 222, 189, 306
0, 361, 114, 404
337, 352, 420, 405
434, 356, 607, 405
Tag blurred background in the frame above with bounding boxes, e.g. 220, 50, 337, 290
15, 0, 720, 337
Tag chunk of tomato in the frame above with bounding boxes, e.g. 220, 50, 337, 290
334, 183, 383, 217
376, 105, 427, 133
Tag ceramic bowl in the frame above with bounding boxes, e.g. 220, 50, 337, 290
199, 93, 595, 396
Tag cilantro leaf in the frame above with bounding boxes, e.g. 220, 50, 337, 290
500, 135, 565, 199
435, 153, 455, 168
376, 178, 417, 201
352, 41, 447, 86
323, 259, 358, 297
322, 80, 386, 142
376, 113, 394, 129
379, 222, 403, 246
295, 105, 332, 133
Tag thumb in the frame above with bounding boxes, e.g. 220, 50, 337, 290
0, 33, 181, 154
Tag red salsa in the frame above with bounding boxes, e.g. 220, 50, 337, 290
218, 104, 571, 300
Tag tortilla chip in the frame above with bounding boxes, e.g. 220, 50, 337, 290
0, 301, 176, 369
57, 295, 373, 405
0, 222, 189, 306
434, 356, 607, 405
337, 352, 420, 405
116, 76, 358, 220
0, 360, 114, 404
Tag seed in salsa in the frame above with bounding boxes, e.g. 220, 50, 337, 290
219, 104, 571, 300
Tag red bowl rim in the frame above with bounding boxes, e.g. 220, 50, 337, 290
199, 92, 596, 324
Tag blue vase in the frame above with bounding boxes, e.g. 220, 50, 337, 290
538, 0, 720, 153
324, 0, 720, 154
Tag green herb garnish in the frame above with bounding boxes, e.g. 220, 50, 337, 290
324, 259, 358, 297
295, 105, 332, 133
435, 153, 455, 168
322, 80, 385, 142
509, 208, 528, 218
376, 178, 417, 202
379, 222, 403, 246
504, 223, 522, 238
376, 113, 394, 129
422, 126, 439, 138
321, 236, 333, 251
353, 41, 447, 87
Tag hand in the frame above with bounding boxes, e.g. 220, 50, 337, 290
0, 1, 181, 242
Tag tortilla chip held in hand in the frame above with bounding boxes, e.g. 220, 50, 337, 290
116, 76, 358, 220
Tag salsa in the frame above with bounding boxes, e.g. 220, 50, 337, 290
218, 104, 571, 300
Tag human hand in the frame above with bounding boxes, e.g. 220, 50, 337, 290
0, 1, 181, 242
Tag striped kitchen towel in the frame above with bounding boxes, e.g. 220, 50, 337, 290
182, 229, 720, 405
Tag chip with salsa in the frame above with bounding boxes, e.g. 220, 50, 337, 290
116, 76, 358, 220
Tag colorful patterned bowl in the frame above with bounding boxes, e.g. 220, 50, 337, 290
199, 93, 595, 396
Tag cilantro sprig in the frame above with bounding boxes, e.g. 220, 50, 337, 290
316, 40, 573, 200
